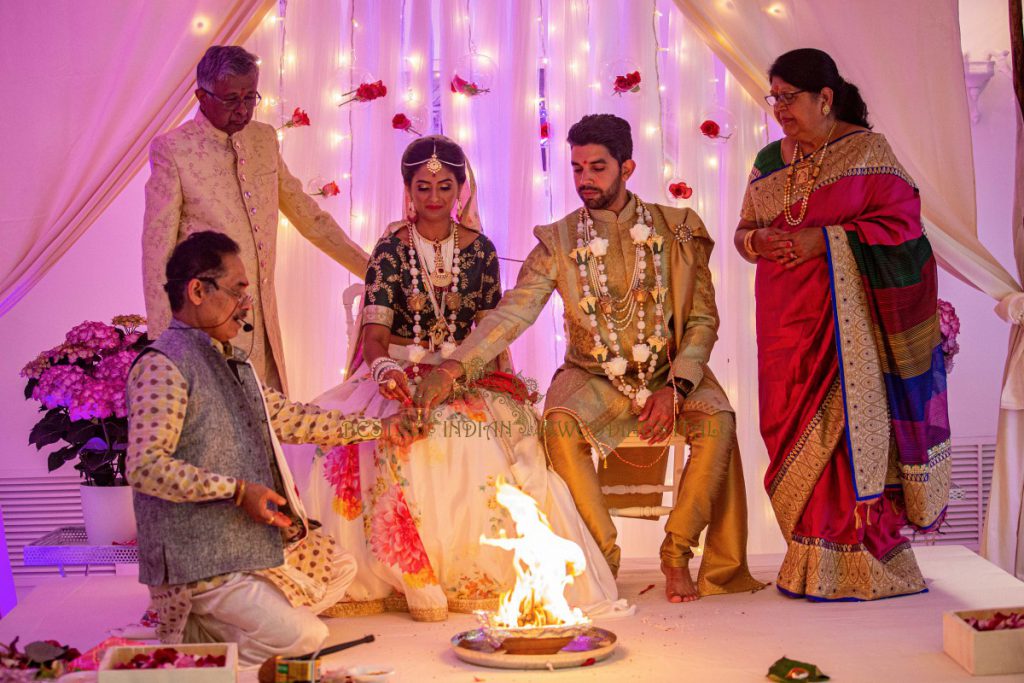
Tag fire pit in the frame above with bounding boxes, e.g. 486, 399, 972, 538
451, 626, 617, 669
450, 480, 618, 669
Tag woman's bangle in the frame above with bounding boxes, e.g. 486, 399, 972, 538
233, 479, 246, 506
371, 357, 401, 384
742, 228, 760, 260
370, 356, 394, 375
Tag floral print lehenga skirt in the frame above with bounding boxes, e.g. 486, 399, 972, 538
289, 346, 622, 621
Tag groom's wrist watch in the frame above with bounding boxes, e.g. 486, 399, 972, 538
670, 378, 693, 398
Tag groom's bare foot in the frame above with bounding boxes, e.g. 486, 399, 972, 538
661, 563, 698, 603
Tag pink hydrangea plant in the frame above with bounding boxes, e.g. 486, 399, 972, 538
21, 316, 150, 485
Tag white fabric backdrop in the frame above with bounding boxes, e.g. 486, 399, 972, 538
251, 0, 783, 552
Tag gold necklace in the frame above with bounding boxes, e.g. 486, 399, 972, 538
782, 121, 837, 226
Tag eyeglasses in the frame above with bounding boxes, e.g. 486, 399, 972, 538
764, 90, 805, 107
200, 89, 262, 111
198, 277, 253, 307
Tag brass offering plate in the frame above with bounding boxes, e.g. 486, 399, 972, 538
451, 627, 617, 670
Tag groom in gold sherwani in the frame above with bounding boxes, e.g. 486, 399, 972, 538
143, 46, 369, 393
416, 114, 763, 602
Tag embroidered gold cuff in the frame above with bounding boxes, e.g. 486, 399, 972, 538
670, 359, 704, 392
362, 305, 394, 327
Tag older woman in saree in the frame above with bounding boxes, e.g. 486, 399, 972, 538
735, 49, 951, 601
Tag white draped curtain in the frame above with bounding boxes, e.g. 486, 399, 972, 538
253, 0, 782, 551
0, 0, 273, 317
672, 0, 1024, 578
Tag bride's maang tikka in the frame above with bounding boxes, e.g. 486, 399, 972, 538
402, 141, 465, 176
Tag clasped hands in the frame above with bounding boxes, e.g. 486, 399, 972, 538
379, 361, 461, 412
751, 227, 826, 268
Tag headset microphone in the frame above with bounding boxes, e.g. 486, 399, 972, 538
241, 321, 254, 332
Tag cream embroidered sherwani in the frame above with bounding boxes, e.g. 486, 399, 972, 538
450, 195, 763, 595
142, 111, 370, 393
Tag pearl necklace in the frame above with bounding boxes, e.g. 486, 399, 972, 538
406, 221, 462, 385
782, 120, 837, 226
575, 196, 668, 413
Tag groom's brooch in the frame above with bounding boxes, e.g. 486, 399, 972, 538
670, 224, 694, 244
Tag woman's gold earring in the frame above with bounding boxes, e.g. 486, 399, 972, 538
823, 104, 831, 116
456, 198, 464, 219
407, 201, 417, 221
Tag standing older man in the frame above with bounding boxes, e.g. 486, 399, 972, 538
129, 231, 417, 666
143, 45, 369, 393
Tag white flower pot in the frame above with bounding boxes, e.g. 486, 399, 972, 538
79, 484, 137, 545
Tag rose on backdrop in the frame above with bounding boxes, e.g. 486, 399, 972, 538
613, 71, 642, 95
937, 298, 960, 372
450, 74, 490, 97
668, 181, 693, 199
278, 107, 310, 130
313, 181, 340, 198
699, 119, 732, 140
21, 315, 150, 486
540, 121, 550, 139
391, 113, 422, 136
339, 80, 387, 106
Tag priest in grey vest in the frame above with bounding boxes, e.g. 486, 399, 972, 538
127, 231, 419, 666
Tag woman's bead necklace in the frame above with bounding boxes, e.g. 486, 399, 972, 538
575, 196, 668, 413
406, 220, 462, 385
783, 120, 838, 226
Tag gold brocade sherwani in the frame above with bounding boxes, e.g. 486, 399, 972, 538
450, 195, 764, 595
142, 111, 370, 393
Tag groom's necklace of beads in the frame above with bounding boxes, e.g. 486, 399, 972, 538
406, 220, 462, 386
576, 196, 667, 413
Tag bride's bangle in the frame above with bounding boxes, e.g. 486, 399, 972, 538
371, 357, 401, 384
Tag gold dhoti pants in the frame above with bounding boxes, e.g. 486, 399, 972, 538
543, 409, 765, 595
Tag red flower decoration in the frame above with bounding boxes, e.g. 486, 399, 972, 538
613, 71, 642, 95
339, 80, 387, 106
668, 182, 693, 199
699, 119, 731, 140
540, 122, 550, 139
277, 107, 310, 131
314, 181, 340, 198
391, 113, 422, 136
450, 74, 490, 97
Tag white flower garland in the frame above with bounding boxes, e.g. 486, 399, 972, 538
574, 197, 667, 412
406, 220, 463, 384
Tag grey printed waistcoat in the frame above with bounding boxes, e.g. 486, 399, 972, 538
130, 324, 284, 586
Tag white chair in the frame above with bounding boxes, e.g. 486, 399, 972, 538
600, 433, 689, 519
342, 283, 365, 332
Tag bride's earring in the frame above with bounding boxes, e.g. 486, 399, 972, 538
455, 197, 464, 220
407, 200, 417, 221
